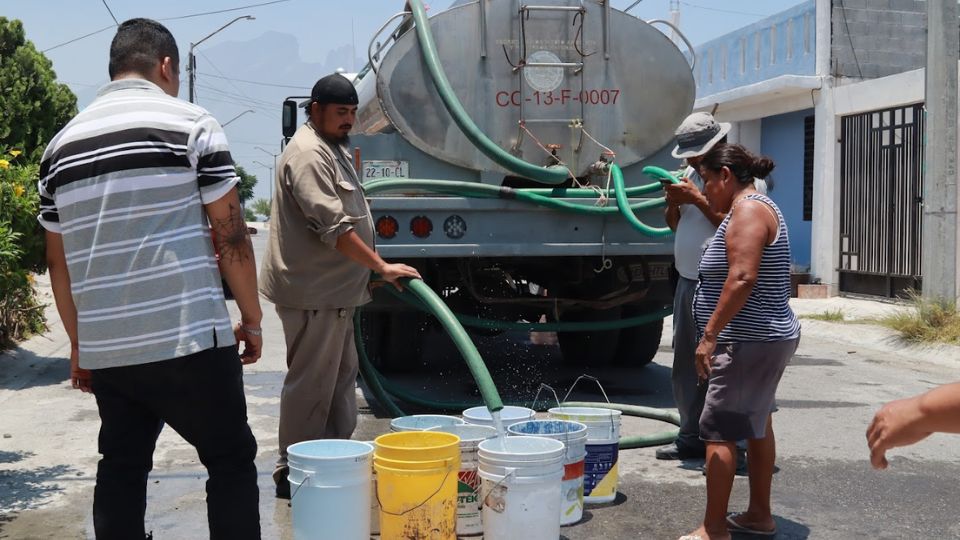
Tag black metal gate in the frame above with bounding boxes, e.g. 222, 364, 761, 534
838, 104, 924, 298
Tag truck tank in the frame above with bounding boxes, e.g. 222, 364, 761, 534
354, 0, 695, 178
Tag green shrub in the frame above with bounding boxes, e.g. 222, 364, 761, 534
0, 149, 46, 348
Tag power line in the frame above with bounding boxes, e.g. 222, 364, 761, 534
197, 72, 311, 90
679, 1, 768, 18
198, 50, 258, 105
42, 0, 291, 53
42, 24, 115, 53
159, 0, 291, 21
194, 82, 277, 108
101, 0, 120, 25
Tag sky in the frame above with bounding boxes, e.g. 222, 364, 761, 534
4, 0, 805, 201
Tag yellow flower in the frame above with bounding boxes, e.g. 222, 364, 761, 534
9, 150, 21, 158
14, 185, 25, 197
0, 159, 8, 170
27, 274, 35, 284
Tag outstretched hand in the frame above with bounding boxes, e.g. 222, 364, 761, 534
866, 396, 931, 470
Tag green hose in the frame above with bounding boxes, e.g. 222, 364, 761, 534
522, 181, 665, 198
641, 165, 682, 185
364, 178, 667, 215
612, 164, 674, 237
355, 310, 680, 448
403, 278, 504, 412
408, 0, 569, 185
380, 283, 672, 332
562, 401, 680, 449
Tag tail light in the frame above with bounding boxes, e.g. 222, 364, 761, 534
410, 216, 433, 238
443, 215, 467, 239
376, 216, 399, 239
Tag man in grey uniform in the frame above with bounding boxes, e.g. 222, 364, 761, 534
259, 73, 420, 498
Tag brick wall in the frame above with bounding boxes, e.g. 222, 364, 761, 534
831, 0, 927, 79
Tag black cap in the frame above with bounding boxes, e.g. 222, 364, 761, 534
304, 73, 358, 108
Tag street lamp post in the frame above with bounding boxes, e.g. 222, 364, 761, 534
188, 15, 255, 103
253, 160, 274, 205
255, 145, 280, 206
221, 109, 255, 127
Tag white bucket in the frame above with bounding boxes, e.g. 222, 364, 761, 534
287, 439, 375, 540
390, 414, 465, 432
461, 405, 536, 427
477, 436, 564, 540
427, 424, 498, 536
548, 407, 622, 503
507, 420, 588, 525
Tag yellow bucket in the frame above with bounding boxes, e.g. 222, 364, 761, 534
374, 431, 460, 540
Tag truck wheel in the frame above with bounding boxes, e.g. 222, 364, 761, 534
613, 315, 664, 368
557, 308, 621, 367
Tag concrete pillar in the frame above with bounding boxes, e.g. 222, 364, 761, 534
809, 0, 839, 293
922, 0, 959, 302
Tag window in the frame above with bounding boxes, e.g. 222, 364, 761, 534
786, 19, 793, 61
755, 31, 762, 70
770, 25, 777, 65
708, 49, 714, 84
740, 37, 747, 74
720, 45, 727, 80
803, 115, 815, 221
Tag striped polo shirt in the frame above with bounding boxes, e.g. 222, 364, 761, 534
37, 79, 239, 369
693, 193, 800, 343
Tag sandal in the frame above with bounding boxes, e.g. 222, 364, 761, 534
726, 512, 777, 536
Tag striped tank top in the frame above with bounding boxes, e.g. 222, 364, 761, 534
693, 193, 801, 343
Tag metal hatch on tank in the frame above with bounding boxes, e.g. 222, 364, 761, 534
353, 0, 695, 177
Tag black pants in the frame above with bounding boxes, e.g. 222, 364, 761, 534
91, 346, 260, 539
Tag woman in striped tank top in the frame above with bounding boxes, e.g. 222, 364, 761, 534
680, 144, 801, 540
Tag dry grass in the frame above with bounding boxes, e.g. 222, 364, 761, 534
879, 294, 960, 344
803, 308, 846, 322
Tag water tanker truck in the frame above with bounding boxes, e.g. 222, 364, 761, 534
280, 0, 696, 369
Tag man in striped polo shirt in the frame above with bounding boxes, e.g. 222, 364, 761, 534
39, 19, 261, 539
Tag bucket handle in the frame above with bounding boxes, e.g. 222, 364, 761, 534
562, 374, 617, 438
288, 474, 312, 505
531, 383, 562, 411
375, 462, 455, 517
482, 468, 516, 514
562, 374, 611, 405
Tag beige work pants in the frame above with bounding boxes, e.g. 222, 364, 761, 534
274, 305, 358, 478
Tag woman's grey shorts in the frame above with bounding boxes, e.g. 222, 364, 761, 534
699, 336, 800, 442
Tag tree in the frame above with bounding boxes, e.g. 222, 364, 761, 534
243, 207, 256, 222
0, 18, 77, 161
251, 198, 271, 218
235, 165, 257, 205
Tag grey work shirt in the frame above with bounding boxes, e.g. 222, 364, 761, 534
259, 122, 375, 309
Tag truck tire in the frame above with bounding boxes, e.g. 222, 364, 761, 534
557, 308, 621, 367
613, 316, 664, 368
374, 310, 428, 372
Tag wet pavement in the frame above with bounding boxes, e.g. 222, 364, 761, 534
2, 231, 960, 539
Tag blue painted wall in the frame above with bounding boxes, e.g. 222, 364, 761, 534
761, 109, 813, 269
691, 0, 816, 97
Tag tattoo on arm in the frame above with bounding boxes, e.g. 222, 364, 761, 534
212, 203, 251, 264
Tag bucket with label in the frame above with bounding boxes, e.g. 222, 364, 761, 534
507, 419, 588, 525
477, 435, 564, 540
428, 423, 498, 536
390, 414, 465, 432
548, 407, 622, 503
461, 405, 536, 428
373, 431, 460, 539
287, 439, 375, 540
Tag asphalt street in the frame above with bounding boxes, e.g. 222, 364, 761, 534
1, 229, 959, 539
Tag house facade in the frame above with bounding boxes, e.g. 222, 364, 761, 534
689, 0, 938, 298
